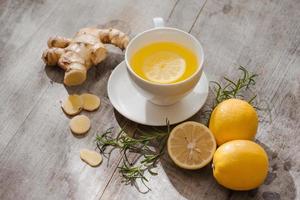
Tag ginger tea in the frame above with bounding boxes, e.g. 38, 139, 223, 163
130, 42, 198, 84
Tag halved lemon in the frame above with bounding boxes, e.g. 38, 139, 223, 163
143, 51, 186, 83
167, 121, 217, 170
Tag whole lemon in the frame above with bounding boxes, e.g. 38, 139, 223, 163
213, 140, 269, 191
209, 98, 258, 145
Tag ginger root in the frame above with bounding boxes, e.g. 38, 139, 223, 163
42, 27, 129, 86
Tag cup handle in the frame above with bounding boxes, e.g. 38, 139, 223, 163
153, 17, 165, 28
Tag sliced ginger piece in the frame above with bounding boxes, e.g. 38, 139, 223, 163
81, 93, 101, 111
80, 149, 102, 167
61, 94, 83, 115
69, 115, 91, 135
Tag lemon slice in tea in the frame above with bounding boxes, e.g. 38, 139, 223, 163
167, 121, 216, 170
143, 51, 186, 83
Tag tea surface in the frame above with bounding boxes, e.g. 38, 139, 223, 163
130, 42, 198, 84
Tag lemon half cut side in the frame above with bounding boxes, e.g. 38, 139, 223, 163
167, 121, 217, 170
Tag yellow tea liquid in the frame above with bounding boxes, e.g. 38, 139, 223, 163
130, 42, 198, 84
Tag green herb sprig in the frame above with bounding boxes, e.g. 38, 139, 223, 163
211, 66, 258, 107
95, 120, 170, 191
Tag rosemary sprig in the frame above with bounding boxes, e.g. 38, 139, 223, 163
197, 66, 259, 125
95, 120, 170, 191
211, 66, 258, 107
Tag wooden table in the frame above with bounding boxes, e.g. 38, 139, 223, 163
1, 0, 299, 199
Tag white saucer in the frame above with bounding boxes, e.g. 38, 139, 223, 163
107, 61, 209, 126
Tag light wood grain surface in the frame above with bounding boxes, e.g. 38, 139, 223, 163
0, 0, 299, 200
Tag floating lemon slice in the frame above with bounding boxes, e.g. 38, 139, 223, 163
143, 51, 186, 83
167, 121, 216, 170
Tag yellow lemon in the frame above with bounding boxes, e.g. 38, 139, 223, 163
167, 121, 216, 170
213, 140, 269, 190
209, 98, 258, 145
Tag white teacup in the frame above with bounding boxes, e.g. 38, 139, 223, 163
125, 18, 204, 106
